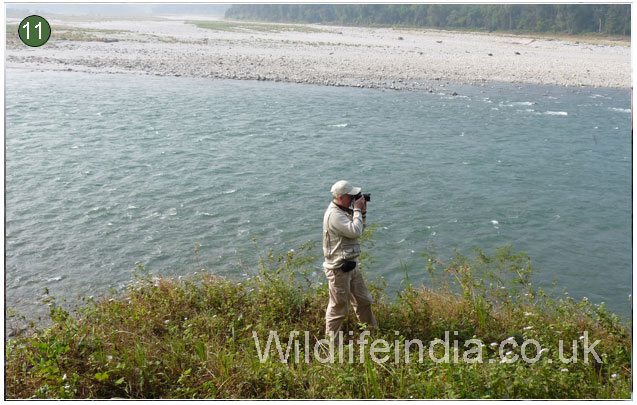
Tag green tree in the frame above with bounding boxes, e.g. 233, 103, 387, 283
412, 4, 428, 26
427, 4, 450, 27
224, 4, 630, 36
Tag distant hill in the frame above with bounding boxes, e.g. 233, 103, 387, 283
225, 4, 630, 36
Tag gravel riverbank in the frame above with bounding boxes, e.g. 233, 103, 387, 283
6, 16, 631, 90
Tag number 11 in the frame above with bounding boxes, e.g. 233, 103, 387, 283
21, 21, 42, 40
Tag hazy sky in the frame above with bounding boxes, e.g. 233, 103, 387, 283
6, 3, 232, 17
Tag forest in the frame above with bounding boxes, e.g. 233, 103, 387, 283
225, 4, 631, 36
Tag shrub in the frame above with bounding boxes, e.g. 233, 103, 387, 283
5, 229, 631, 398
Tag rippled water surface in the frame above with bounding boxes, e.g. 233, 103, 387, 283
5, 70, 632, 320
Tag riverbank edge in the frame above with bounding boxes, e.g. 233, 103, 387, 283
5, 242, 631, 399
5, 17, 632, 90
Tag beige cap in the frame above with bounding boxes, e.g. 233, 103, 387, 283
330, 180, 361, 196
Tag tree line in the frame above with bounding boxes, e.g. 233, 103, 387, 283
225, 4, 630, 36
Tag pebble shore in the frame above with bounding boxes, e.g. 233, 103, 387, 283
6, 16, 631, 90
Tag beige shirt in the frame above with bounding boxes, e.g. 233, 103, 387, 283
322, 201, 366, 269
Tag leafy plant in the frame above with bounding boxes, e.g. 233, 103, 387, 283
5, 235, 631, 399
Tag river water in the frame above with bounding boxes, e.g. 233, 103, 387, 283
5, 70, 632, 321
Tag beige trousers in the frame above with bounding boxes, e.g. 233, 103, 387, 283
324, 264, 378, 336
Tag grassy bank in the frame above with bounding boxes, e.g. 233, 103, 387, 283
5, 229, 631, 399
187, 20, 331, 34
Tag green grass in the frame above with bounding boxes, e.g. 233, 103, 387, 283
5, 229, 631, 398
6, 24, 20, 44
187, 20, 332, 34
51, 26, 130, 42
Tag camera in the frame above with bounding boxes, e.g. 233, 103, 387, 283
353, 192, 371, 202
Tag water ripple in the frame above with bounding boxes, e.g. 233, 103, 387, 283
5, 70, 632, 321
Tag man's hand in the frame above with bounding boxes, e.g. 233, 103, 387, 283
353, 196, 366, 212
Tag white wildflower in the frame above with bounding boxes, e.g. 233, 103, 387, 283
524, 312, 533, 316
579, 335, 585, 340
107, 355, 113, 361
164, 319, 170, 324
611, 374, 617, 378
523, 326, 533, 330
561, 368, 568, 372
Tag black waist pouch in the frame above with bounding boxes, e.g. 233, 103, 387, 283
341, 260, 357, 272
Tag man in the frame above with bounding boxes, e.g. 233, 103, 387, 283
322, 180, 378, 338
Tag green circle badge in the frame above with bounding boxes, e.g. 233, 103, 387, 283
18, 15, 51, 47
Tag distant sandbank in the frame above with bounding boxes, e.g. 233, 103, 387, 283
5, 16, 631, 90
